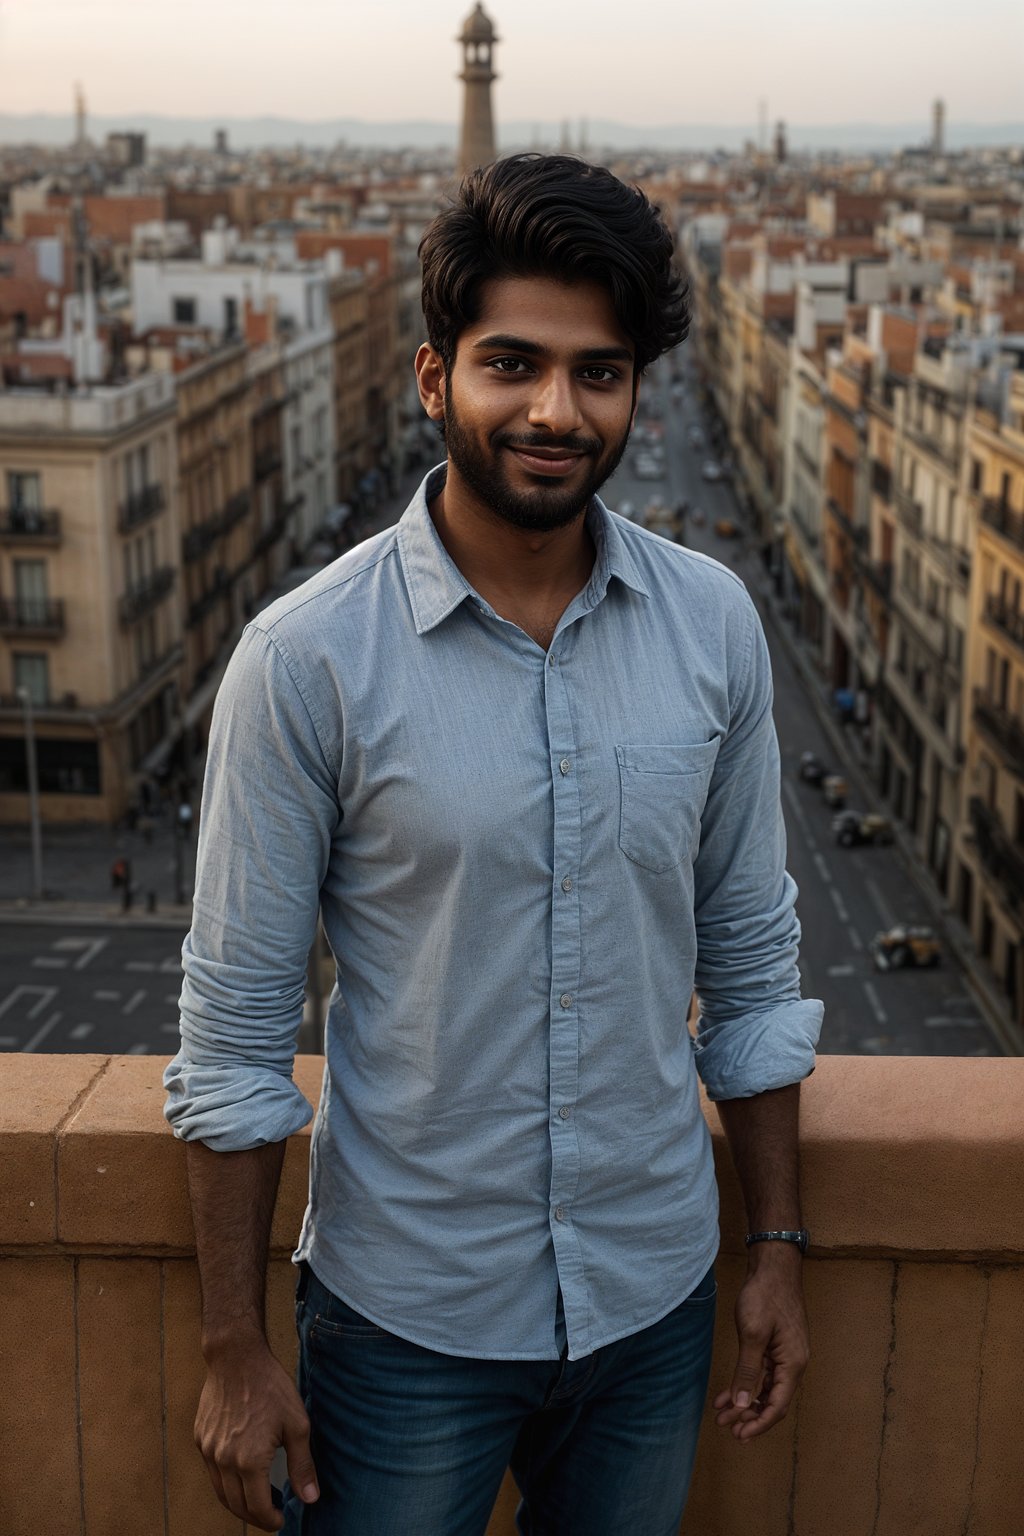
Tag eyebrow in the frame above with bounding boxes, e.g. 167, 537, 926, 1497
470, 333, 635, 364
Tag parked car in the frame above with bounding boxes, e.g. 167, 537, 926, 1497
634, 453, 664, 480
798, 751, 829, 785
690, 505, 706, 527
822, 774, 848, 808
871, 925, 941, 971
688, 426, 704, 448
714, 518, 741, 539
832, 810, 895, 848
701, 460, 725, 482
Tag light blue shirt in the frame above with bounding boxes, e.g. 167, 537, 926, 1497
164, 464, 822, 1362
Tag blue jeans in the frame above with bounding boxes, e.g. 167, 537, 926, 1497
282, 1261, 716, 1536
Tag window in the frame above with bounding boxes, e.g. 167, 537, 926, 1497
970, 459, 983, 494
173, 297, 197, 325
7, 470, 41, 515
13, 559, 48, 623
224, 296, 238, 338
0, 736, 100, 794
13, 653, 49, 706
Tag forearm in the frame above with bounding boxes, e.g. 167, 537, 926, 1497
714, 1082, 802, 1232
185, 1138, 287, 1360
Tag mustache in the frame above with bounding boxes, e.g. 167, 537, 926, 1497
495, 432, 601, 456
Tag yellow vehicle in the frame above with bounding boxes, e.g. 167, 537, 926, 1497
871, 925, 941, 971
714, 518, 740, 539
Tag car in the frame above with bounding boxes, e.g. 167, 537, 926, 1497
714, 518, 741, 539
690, 506, 706, 527
871, 925, 941, 971
688, 426, 704, 448
832, 810, 895, 848
701, 460, 725, 482
634, 453, 664, 480
822, 774, 848, 808
798, 751, 829, 785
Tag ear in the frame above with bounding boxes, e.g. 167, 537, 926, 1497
415, 343, 447, 422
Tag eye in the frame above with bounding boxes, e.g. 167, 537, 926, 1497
488, 356, 533, 374
579, 366, 619, 383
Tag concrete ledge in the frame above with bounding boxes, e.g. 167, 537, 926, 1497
2, 1053, 1023, 1536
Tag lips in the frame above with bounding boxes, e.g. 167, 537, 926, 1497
507, 446, 586, 477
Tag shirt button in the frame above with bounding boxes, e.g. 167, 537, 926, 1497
561, 876, 573, 893
558, 1105, 571, 1120
559, 993, 573, 1010
554, 1205, 566, 1222
548, 655, 557, 667
559, 758, 571, 775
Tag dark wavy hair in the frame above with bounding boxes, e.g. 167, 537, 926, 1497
419, 154, 689, 376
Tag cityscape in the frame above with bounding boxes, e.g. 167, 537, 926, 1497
0, 2, 1022, 1068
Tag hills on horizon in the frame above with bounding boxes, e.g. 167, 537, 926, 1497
2, 112, 1023, 154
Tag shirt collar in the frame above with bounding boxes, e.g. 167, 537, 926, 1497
397, 463, 651, 637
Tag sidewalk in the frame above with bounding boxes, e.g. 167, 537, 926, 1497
751, 566, 1022, 1057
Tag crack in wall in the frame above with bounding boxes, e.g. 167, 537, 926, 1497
73, 1255, 86, 1536
870, 1260, 899, 1536
52, 1057, 113, 1242
786, 1394, 801, 1535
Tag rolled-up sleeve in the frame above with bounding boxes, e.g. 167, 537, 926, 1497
163, 622, 339, 1150
692, 595, 823, 1101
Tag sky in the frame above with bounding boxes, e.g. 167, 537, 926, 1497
0, 0, 1021, 127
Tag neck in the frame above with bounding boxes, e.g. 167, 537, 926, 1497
429, 460, 596, 606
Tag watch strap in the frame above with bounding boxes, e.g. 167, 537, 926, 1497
745, 1228, 809, 1253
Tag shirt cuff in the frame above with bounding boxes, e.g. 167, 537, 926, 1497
693, 998, 824, 1102
162, 1050, 314, 1151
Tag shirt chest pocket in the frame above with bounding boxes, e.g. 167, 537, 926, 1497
616, 742, 719, 874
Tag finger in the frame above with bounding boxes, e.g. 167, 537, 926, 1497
240, 1468, 284, 1532
202, 1456, 229, 1513
218, 1468, 250, 1522
729, 1340, 769, 1410
733, 1365, 801, 1441
284, 1417, 320, 1505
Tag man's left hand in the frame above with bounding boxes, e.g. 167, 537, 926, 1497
712, 1245, 809, 1441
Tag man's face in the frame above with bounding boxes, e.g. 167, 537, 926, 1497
421, 276, 638, 533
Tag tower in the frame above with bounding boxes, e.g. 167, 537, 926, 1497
932, 98, 945, 157
774, 120, 787, 165
74, 82, 88, 151
457, 4, 499, 177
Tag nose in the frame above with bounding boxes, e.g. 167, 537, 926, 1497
526, 370, 584, 436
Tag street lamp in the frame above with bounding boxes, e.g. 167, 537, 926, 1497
15, 686, 44, 901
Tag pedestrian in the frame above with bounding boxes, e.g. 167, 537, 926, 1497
110, 856, 128, 891
176, 800, 193, 841
164, 153, 822, 1536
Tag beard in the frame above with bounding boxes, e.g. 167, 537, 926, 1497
441, 386, 632, 533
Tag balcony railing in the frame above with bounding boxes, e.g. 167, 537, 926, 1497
973, 689, 1024, 781
980, 498, 1024, 553
0, 508, 61, 545
0, 597, 65, 635
969, 794, 1024, 909
3, 1054, 1023, 1535
254, 447, 283, 480
863, 559, 893, 601
118, 566, 176, 626
254, 510, 290, 557
826, 497, 869, 548
182, 490, 252, 563
117, 483, 165, 535
983, 594, 1024, 659
0, 688, 79, 714
187, 567, 231, 628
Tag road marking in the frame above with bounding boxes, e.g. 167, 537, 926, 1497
163, 994, 179, 1005
23, 1011, 62, 1053
865, 876, 895, 930
93, 989, 120, 1002
827, 964, 856, 977
125, 961, 156, 972
69, 1023, 94, 1040
160, 1023, 181, 1034
53, 936, 109, 971
813, 852, 833, 885
0, 985, 57, 1022
31, 955, 68, 969
160, 957, 182, 974
925, 1016, 981, 1028
858, 1036, 891, 1054
862, 980, 888, 1026
127, 1042, 149, 1055
782, 778, 816, 847
829, 887, 851, 923
847, 925, 864, 952
122, 989, 146, 1016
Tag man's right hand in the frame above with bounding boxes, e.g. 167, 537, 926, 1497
194, 1337, 320, 1532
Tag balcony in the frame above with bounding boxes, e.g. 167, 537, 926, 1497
973, 690, 1024, 781
983, 593, 1024, 659
187, 567, 230, 628
254, 447, 284, 481
980, 498, 1024, 553
0, 689, 79, 716
862, 559, 893, 601
826, 497, 868, 549
894, 488, 923, 539
0, 597, 65, 636
118, 566, 175, 626
0, 508, 61, 545
222, 488, 251, 530
1, 1053, 1022, 1534
117, 483, 165, 536
254, 510, 290, 557
969, 795, 1024, 910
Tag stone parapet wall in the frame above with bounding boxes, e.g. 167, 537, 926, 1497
1, 1054, 1021, 1535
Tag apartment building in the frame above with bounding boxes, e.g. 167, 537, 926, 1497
281, 323, 336, 552
327, 268, 370, 506
0, 373, 182, 823
954, 367, 1024, 1030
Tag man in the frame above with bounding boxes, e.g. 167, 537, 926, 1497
164, 154, 822, 1536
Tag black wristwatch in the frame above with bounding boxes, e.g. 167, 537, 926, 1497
745, 1229, 810, 1254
